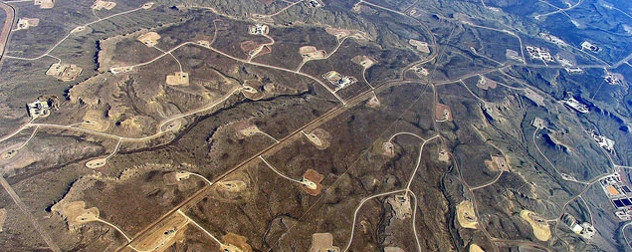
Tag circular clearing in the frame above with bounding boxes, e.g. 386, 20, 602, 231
1, 149, 17, 160
86, 158, 107, 169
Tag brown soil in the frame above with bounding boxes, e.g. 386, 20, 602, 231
128, 213, 188, 252
80, 109, 110, 132
382, 142, 395, 157
387, 194, 412, 220
301, 169, 324, 196
456, 201, 478, 229
60, 201, 100, 230
0, 208, 6, 232
366, 95, 380, 108
469, 244, 485, 252
243, 80, 265, 100
137, 32, 161, 47
308, 233, 340, 252
351, 55, 376, 68
476, 77, 497, 90
435, 103, 452, 121
519, 210, 550, 241
233, 119, 259, 139
299, 46, 327, 59
165, 72, 190, 86
240, 41, 260, 53
305, 128, 331, 150
211, 171, 254, 203
223, 233, 253, 252
485, 155, 509, 172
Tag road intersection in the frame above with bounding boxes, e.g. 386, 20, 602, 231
0, 0, 631, 251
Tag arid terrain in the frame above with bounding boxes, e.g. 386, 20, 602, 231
1, 0, 632, 251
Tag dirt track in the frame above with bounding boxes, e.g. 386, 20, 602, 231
0, 175, 61, 252
115, 74, 390, 252
0, 1, 15, 68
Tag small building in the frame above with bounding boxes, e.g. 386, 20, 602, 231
247, 24, 269, 35
26, 100, 51, 119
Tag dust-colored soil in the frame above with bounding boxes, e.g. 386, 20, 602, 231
233, 120, 260, 139
523, 89, 545, 106
305, 128, 330, 150
128, 213, 187, 252
351, 55, 376, 68
382, 142, 395, 157
223, 232, 253, 252
435, 103, 452, 121
485, 155, 509, 172
476, 77, 497, 90
163, 171, 191, 185
211, 171, 253, 203
308, 233, 340, 252
299, 46, 327, 60
91, 0, 116, 10
366, 95, 380, 108
301, 169, 324, 196
409, 39, 430, 53
0, 148, 16, 160
456, 200, 478, 229
46, 63, 82, 82
242, 80, 266, 100
469, 244, 485, 252
58, 201, 100, 230
0, 208, 6, 232
438, 149, 450, 163
137, 31, 161, 47
166, 72, 190, 86
519, 210, 551, 241
85, 158, 107, 169
80, 110, 111, 132
387, 194, 412, 220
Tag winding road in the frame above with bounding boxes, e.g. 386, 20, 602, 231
0, 0, 16, 67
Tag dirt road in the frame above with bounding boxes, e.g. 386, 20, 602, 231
0, 1, 16, 67
115, 74, 385, 252
0, 175, 61, 252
